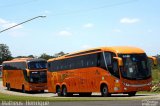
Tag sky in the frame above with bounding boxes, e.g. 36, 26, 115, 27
0, 0, 160, 57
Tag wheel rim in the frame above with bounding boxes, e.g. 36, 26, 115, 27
57, 88, 61, 93
103, 87, 107, 94
101, 85, 109, 96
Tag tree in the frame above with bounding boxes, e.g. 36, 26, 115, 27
15, 56, 27, 58
0, 44, 12, 64
15, 55, 35, 58
39, 52, 67, 60
54, 51, 67, 57
39, 53, 54, 60
28, 55, 35, 58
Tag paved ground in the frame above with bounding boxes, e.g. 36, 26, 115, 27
46, 100, 160, 106
0, 81, 56, 97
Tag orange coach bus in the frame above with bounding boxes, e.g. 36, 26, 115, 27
148, 56, 157, 67
2, 58, 47, 93
47, 46, 156, 97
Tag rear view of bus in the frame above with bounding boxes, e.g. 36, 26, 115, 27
2, 58, 47, 93
47, 46, 155, 97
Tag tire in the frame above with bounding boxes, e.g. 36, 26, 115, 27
56, 86, 61, 96
62, 86, 68, 97
101, 84, 110, 97
7, 83, 11, 91
128, 92, 136, 96
22, 85, 26, 93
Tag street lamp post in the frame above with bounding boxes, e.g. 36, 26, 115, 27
0, 16, 46, 34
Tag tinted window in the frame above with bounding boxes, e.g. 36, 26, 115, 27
29, 71, 47, 83
119, 53, 151, 80
3, 62, 26, 70
48, 53, 99, 72
28, 61, 47, 70
101, 52, 119, 78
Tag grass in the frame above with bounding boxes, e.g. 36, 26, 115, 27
137, 91, 158, 94
152, 67, 160, 84
151, 66, 160, 93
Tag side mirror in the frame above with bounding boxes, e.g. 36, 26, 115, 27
148, 56, 157, 66
26, 69, 30, 77
113, 57, 123, 67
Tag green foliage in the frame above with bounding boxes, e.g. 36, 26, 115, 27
151, 83, 160, 92
14, 52, 67, 60
39, 53, 55, 60
151, 66, 160, 92
39, 52, 67, 60
0, 44, 12, 64
15, 55, 35, 58
53, 51, 67, 57
152, 66, 160, 83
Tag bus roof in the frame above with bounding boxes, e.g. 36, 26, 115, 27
3, 58, 46, 63
109, 46, 145, 54
48, 46, 145, 62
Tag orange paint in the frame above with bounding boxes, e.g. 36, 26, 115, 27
47, 46, 152, 96
2, 58, 47, 92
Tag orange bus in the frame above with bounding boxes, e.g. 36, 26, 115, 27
2, 58, 47, 93
148, 56, 157, 67
47, 46, 156, 97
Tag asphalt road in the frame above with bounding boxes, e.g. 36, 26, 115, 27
47, 100, 160, 106
1, 100, 160, 106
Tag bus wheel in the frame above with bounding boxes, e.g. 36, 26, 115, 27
62, 86, 68, 97
128, 92, 136, 96
101, 84, 110, 97
7, 83, 11, 91
56, 86, 61, 96
22, 85, 26, 93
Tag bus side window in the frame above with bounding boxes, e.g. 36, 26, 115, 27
99, 52, 120, 78
99, 53, 106, 69
112, 59, 120, 78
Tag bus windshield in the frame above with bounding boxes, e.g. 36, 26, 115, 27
119, 53, 151, 80
28, 61, 47, 70
30, 71, 47, 83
